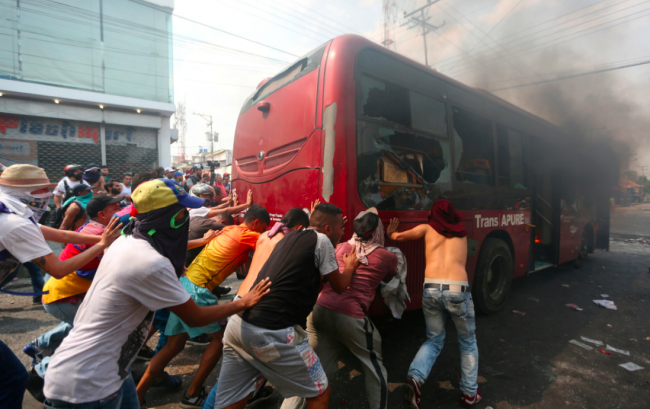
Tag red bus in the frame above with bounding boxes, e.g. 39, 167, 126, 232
232, 35, 617, 314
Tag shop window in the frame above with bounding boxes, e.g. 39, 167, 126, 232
452, 107, 494, 186
357, 121, 451, 210
496, 124, 527, 189
359, 75, 447, 136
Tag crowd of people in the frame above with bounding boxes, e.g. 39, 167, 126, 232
0, 162, 481, 409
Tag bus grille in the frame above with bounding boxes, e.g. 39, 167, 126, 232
263, 138, 308, 171
236, 156, 259, 173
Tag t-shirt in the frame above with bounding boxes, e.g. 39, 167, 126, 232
53, 177, 88, 198
189, 207, 210, 220
43, 235, 190, 403
317, 242, 398, 319
0, 212, 52, 285
186, 217, 225, 266
240, 229, 338, 330
185, 224, 259, 292
43, 220, 106, 304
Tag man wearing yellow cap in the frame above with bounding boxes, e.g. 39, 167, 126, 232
43, 178, 271, 409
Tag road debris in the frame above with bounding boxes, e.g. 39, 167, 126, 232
580, 336, 604, 346
593, 300, 617, 310
598, 348, 612, 355
562, 284, 570, 288
565, 304, 583, 311
606, 345, 630, 356
512, 310, 526, 316
619, 362, 644, 372
600, 294, 609, 298
527, 297, 540, 302
569, 339, 594, 351
646, 337, 650, 341
607, 324, 613, 327
630, 338, 638, 342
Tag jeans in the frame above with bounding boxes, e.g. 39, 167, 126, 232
24, 261, 45, 293
44, 372, 139, 409
44, 301, 81, 325
33, 322, 73, 378
407, 287, 479, 396
0, 339, 28, 408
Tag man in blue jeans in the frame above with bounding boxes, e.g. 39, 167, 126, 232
386, 200, 482, 409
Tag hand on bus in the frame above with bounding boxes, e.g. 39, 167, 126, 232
246, 190, 253, 205
343, 248, 360, 271
386, 218, 399, 240
311, 199, 321, 214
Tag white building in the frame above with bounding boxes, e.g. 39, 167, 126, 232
0, 0, 176, 182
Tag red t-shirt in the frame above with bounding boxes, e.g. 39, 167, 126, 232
316, 242, 398, 319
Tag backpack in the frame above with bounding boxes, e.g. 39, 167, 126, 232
50, 180, 73, 228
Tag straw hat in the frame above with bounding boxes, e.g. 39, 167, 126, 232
0, 164, 56, 188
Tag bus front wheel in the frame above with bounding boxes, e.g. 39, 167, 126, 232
472, 238, 513, 314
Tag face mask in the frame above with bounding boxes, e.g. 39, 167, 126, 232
83, 170, 101, 184
18, 191, 52, 222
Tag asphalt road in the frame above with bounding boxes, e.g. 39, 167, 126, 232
2, 210, 649, 408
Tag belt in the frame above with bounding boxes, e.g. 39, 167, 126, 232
424, 283, 470, 293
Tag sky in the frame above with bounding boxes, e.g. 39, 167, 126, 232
170, 0, 650, 176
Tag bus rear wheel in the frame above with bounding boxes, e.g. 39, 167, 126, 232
472, 238, 513, 314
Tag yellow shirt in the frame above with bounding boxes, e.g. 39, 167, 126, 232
186, 225, 259, 292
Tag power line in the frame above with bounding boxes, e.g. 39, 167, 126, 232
488, 59, 650, 91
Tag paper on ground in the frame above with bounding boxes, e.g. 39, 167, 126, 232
619, 362, 644, 372
600, 294, 609, 298
593, 300, 617, 310
569, 340, 593, 351
580, 336, 604, 346
606, 345, 630, 356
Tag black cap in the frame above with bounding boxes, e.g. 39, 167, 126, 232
353, 211, 379, 240
86, 194, 124, 218
72, 184, 92, 195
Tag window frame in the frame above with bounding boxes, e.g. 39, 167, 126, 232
494, 121, 531, 194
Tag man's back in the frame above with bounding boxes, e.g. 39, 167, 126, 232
237, 231, 284, 296
423, 225, 468, 282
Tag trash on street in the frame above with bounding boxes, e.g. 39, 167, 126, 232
569, 340, 594, 351
606, 345, 630, 356
600, 294, 609, 298
593, 299, 617, 310
580, 336, 604, 346
598, 348, 611, 355
619, 362, 644, 372
512, 310, 526, 316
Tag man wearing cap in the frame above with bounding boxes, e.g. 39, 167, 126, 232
53, 164, 88, 208
282, 207, 397, 409
164, 167, 175, 180
59, 184, 93, 231
43, 178, 272, 409
173, 171, 184, 185
387, 200, 481, 409
0, 164, 122, 408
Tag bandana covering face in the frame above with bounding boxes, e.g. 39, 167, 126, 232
0, 185, 52, 222
122, 203, 189, 277
347, 210, 385, 266
428, 199, 467, 238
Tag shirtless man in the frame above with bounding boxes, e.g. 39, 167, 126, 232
386, 199, 481, 409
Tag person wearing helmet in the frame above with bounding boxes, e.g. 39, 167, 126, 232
53, 164, 88, 208
188, 183, 252, 220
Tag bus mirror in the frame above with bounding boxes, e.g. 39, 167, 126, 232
257, 101, 271, 112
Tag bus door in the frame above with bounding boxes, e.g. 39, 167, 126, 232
531, 170, 559, 271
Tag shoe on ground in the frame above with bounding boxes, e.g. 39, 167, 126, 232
403, 377, 421, 409
151, 371, 183, 389
461, 389, 483, 407
180, 387, 208, 408
186, 334, 211, 346
136, 345, 155, 361
32, 295, 42, 305
247, 386, 275, 407
23, 340, 48, 363
212, 286, 232, 297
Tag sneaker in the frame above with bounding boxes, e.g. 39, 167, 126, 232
461, 389, 483, 407
151, 372, 183, 389
180, 387, 208, 408
136, 345, 155, 361
23, 340, 47, 363
211, 286, 232, 297
186, 334, 211, 346
32, 295, 42, 305
247, 386, 274, 406
403, 377, 421, 409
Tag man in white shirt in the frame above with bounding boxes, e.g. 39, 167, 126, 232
53, 164, 87, 208
43, 178, 271, 408
121, 172, 133, 196
164, 167, 175, 179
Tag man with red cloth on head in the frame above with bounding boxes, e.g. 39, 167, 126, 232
386, 200, 482, 409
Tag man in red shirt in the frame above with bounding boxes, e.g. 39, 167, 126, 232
282, 207, 397, 409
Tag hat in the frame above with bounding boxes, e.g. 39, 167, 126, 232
72, 184, 92, 195
131, 178, 204, 214
173, 171, 183, 177
164, 167, 174, 173
86, 194, 124, 218
353, 207, 379, 239
223, 173, 230, 177
0, 164, 56, 188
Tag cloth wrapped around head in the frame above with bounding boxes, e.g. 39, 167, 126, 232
428, 199, 467, 238
347, 207, 384, 265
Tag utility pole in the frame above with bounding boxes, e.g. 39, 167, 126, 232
193, 112, 214, 161
175, 102, 187, 163
402, 0, 445, 67
381, 0, 396, 50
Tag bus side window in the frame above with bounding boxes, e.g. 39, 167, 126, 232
496, 124, 527, 189
452, 107, 494, 186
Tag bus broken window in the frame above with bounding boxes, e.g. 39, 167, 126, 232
357, 121, 451, 210
496, 123, 527, 189
453, 107, 495, 186
360, 74, 447, 137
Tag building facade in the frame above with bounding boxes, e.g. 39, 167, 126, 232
0, 0, 175, 182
